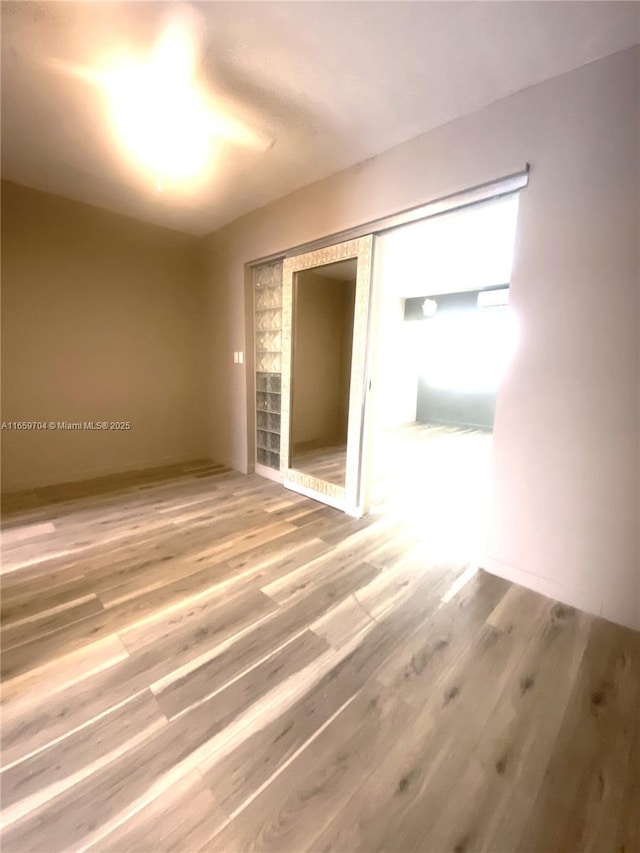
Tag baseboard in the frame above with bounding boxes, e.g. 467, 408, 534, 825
255, 463, 284, 484
1, 453, 218, 495
207, 453, 241, 474
481, 554, 639, 629
283, 479, 346, 513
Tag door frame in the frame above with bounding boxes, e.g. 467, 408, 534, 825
280, 236, 374, 516
248, 168, 530, 514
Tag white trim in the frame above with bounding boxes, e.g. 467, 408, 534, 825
280, 236, 373, 517
283, 479, 363, 518
254, 463, 284, 484
482, 555, 602, 621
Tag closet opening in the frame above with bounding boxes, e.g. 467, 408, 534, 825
366, 193, 521, 569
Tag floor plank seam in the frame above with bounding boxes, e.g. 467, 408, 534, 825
3, 445, 638, 851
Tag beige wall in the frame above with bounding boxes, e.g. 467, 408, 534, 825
291, 271, 354, 449
202, 47, 639, 629
1, 181, 207, 491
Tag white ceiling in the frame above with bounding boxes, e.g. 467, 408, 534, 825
2, 1, 638, 236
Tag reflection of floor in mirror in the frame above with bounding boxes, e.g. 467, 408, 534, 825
291, 444, 347, 487
370, 422, 493, 567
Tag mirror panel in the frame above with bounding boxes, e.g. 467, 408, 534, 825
281, 236, 373, 515
290, 259, 357, 486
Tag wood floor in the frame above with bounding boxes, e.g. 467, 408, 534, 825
290, 444, 348, 487
370, 424, 493, 564
1, 458, 639, 852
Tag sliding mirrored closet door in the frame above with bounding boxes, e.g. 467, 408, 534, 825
280, 236, 373, 516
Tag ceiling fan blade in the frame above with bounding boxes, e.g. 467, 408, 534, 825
154, 4, 203, 82
207, 108, 274, 153
46, 57, 108, 88
45, 6, 274, 158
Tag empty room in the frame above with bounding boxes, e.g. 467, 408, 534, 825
1, 2, 639, 852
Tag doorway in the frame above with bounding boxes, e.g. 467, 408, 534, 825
364, 193, 521, 568
250, 173, 526, 547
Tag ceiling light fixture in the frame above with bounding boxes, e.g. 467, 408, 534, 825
105, 54, 213, 185
48, 7, 274, 190
422, 298, 438, 318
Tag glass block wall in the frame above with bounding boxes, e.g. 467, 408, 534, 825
253, 261, 284, 470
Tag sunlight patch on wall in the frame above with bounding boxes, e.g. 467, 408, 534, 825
420, 307, 519, 394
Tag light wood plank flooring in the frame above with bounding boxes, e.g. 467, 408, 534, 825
1, 458, 638, 852
370, 424, 493, 567
290, 444, 348, 487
